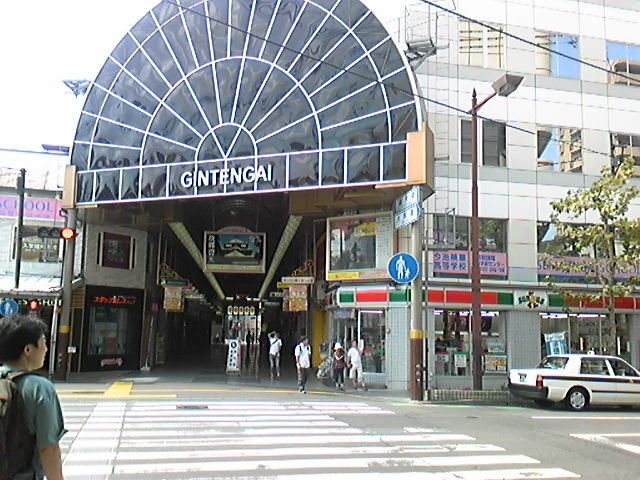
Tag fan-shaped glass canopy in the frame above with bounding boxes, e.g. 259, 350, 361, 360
71, 0, 421, 204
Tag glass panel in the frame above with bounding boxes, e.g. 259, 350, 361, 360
359, 311, 385, 373
111, 33, 139, 65
482, 121, 506, 166
459, 20, 483, 66
321, 150, 344, 185
148, 106, 201, 148
140, 166, 167, 198
71, 143, 90, 170
94, 170, 120, 201
164, 82, 209, 135
76, 172, 95, 203
382, 144, 405, 181
289, 152, 319, 188
539, 126, 582, 172
143, 136, 194, 165
536, 32, 580, 78
74, 114, 98, 144
347, 146, 379, 183
163, 17, 198, 75
88, 307, 128, 355
461, 119, 471, 163
257, 155, 286, 190
433, 310, 506, 376
121, 169, 140, 200
480, 219, 506, 252
90, 146, 139, 170
125, 50, 171, 101
100, 95, 150, 131
21, 225, 60, 263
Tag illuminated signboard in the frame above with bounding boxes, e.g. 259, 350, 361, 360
204, 229, 266, 274
326, 213, 393, 281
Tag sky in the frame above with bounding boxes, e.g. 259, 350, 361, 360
0, 0, 415, 157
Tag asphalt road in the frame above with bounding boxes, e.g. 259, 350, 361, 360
55, 374, 640, 479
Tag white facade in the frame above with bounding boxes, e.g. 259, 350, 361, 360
406, 0, 640, 387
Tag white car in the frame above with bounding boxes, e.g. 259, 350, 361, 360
508, 354, 640, 411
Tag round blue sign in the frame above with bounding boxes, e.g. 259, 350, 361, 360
387, 253, 419, 283
0, 299, 19, 316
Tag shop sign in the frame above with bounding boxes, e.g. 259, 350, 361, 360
163, 286, 183, 312
0, 196, 64, 220
515, 291, 547, 309
281, 276, 314, 284
226, 339, 240, 373
92, 295, 137, 306
100, 358, 124, 367
433, 250, 507, 276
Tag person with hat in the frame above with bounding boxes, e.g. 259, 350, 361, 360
331, 342, 347, 391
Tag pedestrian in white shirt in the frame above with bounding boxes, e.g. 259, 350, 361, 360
346, 340, 367, 391
294, 336, 311, 393
268, 331, 282, 380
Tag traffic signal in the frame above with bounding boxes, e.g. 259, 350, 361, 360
37, 227, 61, 238
60, 227, 76, 240
28, 299, 40, 310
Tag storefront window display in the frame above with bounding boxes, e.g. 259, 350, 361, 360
540, 312, 629, 359
331, 308, 385, 374
433, 310, 506, 376
88, 306, 128, 355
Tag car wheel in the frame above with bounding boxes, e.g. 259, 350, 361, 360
564, 387, 589, 411
534, 399, 555, 408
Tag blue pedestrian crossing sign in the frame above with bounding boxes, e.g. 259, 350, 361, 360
387, 253, 419, 283
0, 299, 19, 316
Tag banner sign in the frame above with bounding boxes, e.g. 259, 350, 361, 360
204, 229, 266, 274
433, 250, 507, 276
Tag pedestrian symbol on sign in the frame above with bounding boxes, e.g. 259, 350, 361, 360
387, 253, 419, 283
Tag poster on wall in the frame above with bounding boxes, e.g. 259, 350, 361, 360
326, 213, 392, 280
204, 228, 266, 273
163, 286, 183, 312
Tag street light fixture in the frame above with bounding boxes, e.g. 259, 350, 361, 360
470, 73, 523, 390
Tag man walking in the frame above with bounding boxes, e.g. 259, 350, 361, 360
268, 331, 282, 380
0, 315, 66, 480
346, 340, 367, 391
294, 335, 311, 393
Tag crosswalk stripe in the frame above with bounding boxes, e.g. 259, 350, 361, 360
63, 454, 538, 475
60, 399, 580, 479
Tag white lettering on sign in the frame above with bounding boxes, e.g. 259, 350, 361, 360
180, 165, 273, 188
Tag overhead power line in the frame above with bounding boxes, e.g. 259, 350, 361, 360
156, 0, 623, 163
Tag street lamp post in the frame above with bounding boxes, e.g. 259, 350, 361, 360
470, 74, 523, 390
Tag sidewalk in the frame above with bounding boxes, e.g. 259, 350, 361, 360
57, 366, 523, 406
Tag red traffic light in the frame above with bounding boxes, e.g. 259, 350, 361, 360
28, 299, 40, 310
60, 227, 76, 240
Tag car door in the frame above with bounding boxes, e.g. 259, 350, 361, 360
579, 357, 617, 404
607, 358, 640, 405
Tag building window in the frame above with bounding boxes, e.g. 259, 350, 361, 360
607, 42, 640, 86
459, 20, 505, 68
432, 215, 507, 279
13, 225, 61, 263
434, 310, 506, 376
98, 232, 134, 269
537, 126, 583, 172
535, 32, 580, 78
611, 132, 640, 176
461, 119, 506, 166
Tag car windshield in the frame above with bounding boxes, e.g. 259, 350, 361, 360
537, 356, 568, 369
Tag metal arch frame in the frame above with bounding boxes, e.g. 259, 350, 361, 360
72, 0, 423, 204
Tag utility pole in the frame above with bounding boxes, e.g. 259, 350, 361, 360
14, 168, 26, 289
